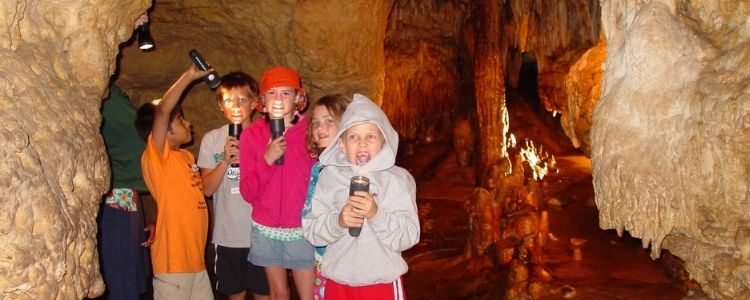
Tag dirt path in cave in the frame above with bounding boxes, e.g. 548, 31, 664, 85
398, 93, 687, 299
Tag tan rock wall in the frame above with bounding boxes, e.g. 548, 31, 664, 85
593, 0, 750, 298
560, 38, 605, 154
117, 0, 394, 153
1, 1, 391, 297
0, 1, 150, 298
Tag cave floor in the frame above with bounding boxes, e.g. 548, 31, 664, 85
397, 95, 688, 299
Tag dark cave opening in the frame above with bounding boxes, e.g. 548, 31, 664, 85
517, 52, 539, 100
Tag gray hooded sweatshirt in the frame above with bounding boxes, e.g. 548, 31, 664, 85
302, 94, 420, 286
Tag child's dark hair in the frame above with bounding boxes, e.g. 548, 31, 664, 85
306, 94, 352, 158
215, 72, 259, 102
134, 100, 184, 141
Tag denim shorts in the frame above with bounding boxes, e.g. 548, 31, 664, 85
248, 228, 315, 269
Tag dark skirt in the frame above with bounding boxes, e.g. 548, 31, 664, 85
98, 200, 151, 300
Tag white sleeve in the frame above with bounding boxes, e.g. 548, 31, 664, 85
197, 129, 220, 169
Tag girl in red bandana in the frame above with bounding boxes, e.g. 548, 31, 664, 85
240, 66, 317, 300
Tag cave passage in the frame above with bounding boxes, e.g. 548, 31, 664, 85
517, 53, 539, 100
397, 82, 686, 299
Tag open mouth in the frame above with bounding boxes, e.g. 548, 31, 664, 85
356, 152, 370, 166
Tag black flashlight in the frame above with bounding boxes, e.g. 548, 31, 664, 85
188, 49, 221, 89
137, 22, 154, 51
269, 118, 285, 165
348, 176, 370, 237
228, 123, 242, 167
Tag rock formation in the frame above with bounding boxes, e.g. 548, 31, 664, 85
382, 0, 472, 144
0, 1, 151, 298
1, 0, 748, 298
116, 0, 394, 153
593, 1, 750, 298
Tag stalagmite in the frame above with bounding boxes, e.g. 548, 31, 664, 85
474, 0, 508, 186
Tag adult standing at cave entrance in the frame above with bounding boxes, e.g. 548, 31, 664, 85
97, 12, 156, 300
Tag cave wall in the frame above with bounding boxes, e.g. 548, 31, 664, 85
502, 0, 603, 154
116, 0, 394, 153
0, 1, 151, 298
2, 0, 747, 298
592, 1, 750, 298
381, 0, 603, 151
382, 0, 472, 144
0, 1, 395, 296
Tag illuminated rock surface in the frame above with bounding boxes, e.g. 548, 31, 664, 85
0, 1, 151, 298
401, 96, 688, 299
1, 0, 747, 298
593, 1, 750, 298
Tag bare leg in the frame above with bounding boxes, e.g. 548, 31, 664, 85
291, 268, 315, 300
227, 291, 247, 300
252, 292, 271, 300
265, 266, 291, 300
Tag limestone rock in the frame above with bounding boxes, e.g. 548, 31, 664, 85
117, 0, 394, 153
2, 0, 748, 298
0, 1, 150, 298
593, 1, 750, 298
382, 0, 471, 143
506, 0, 603, 154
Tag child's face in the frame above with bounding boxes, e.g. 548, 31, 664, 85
311, 105, 339, 148
337, 122, 385, 166
219, 86, 254, 124
262, 86, 298, 118
167, 113, 192, 145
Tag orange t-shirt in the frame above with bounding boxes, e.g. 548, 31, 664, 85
141, 135, 208, 274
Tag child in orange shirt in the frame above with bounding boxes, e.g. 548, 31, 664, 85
135, 65, 213, 299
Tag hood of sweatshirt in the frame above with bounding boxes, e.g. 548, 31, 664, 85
319, 93, 398, 174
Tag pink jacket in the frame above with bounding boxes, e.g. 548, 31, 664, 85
240, 116, 316, 228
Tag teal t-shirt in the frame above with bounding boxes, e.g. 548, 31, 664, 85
101, 83, 147, 191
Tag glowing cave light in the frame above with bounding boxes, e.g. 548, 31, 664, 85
519, 139, 555, 180
508, 133, 517, 149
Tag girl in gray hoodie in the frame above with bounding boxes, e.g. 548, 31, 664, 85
302, 94, 419, 299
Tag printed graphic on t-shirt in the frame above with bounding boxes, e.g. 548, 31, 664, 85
226, 166, 240, 181
187, 162, 207, 209
213, 152, 224, 164
211, 151, 240, 181
188, 163, 203, 190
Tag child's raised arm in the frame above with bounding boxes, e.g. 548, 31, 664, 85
152, 65, 212, 153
